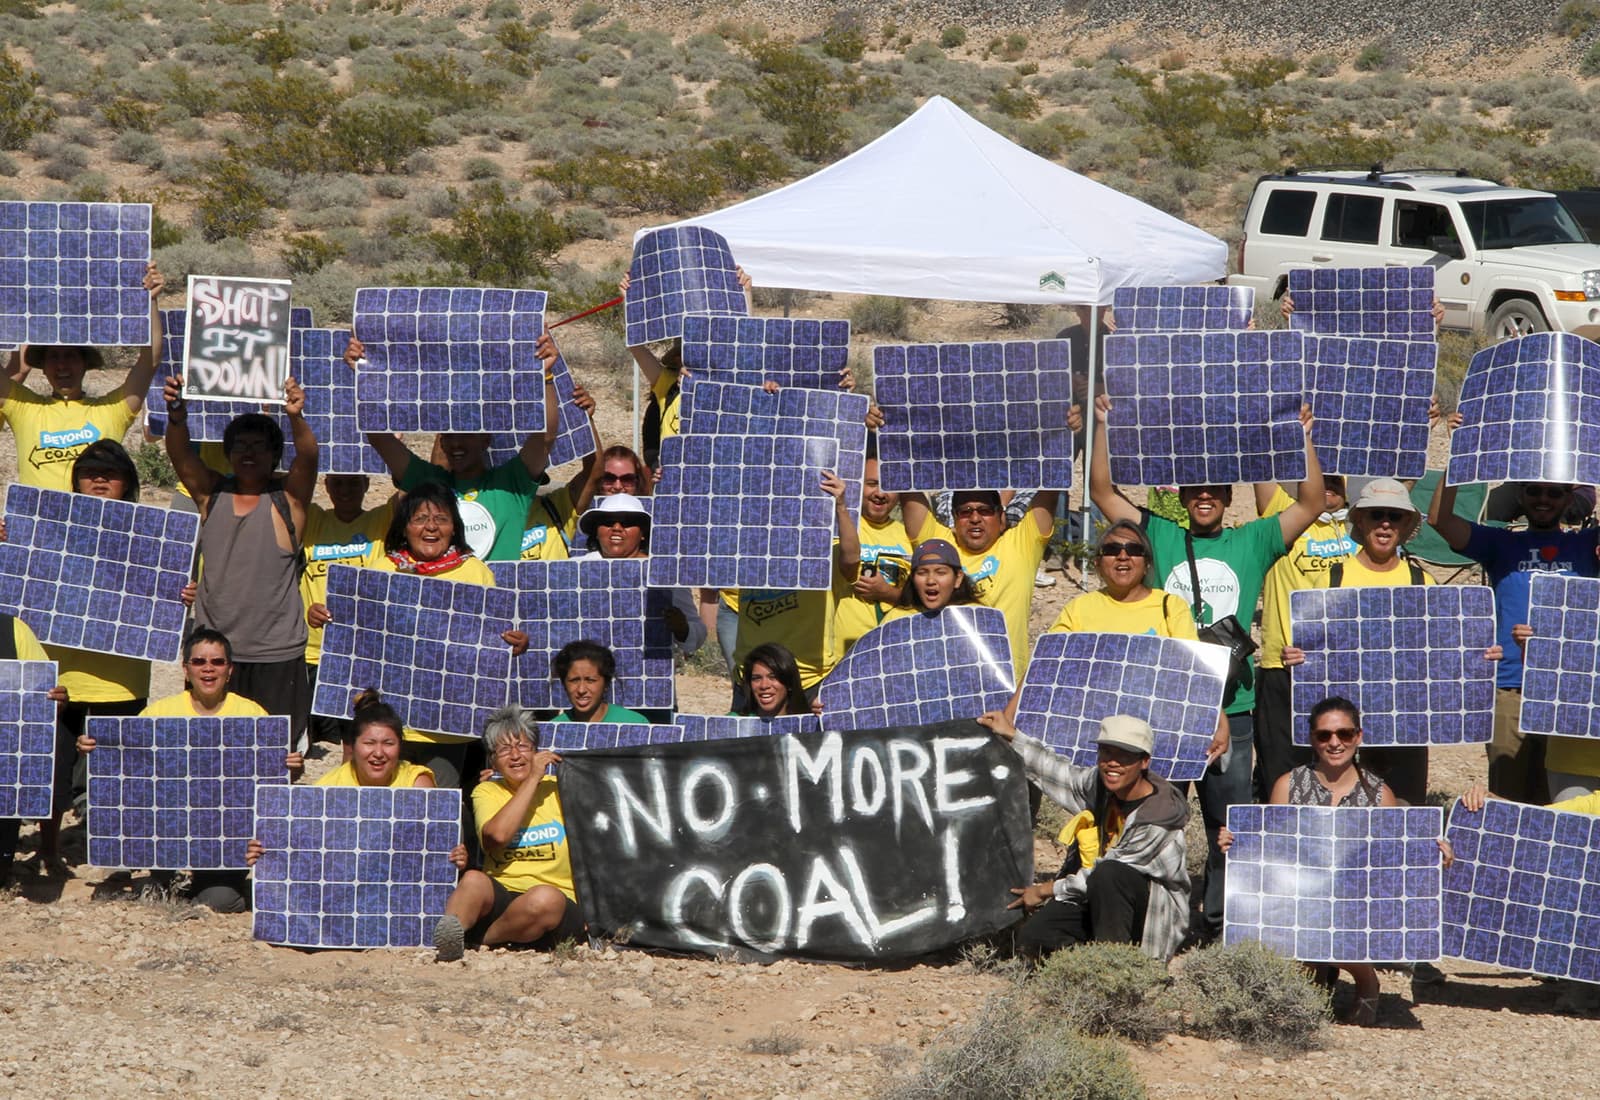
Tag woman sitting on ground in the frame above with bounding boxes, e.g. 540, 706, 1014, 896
433, 703, 584, 961
549, 640, 648, 725
734, 643, 811, 720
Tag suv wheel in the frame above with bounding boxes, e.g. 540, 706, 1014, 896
1487, 297, 1549, 340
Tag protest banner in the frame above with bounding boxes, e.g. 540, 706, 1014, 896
181, 275, 293, 403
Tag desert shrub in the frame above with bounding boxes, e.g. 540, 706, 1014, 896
382, 51, 498, 113
133, 442, 177, 489
111, 130, 164, 168
1285, 120, 1398, 168
41, 140, 89, 181
740, 39, 848, 161
482, 0, 520, 16
463, 155, 502, 180
194, 154, 274, 242
231, 68, 340, 131
1582, 42, 1600, 77
1223, 55, 1296, 91
569, 0, 607, 29
281, 259, 360, 326
989, 81, 1040, 120
280, 232, 344, 275
328, 101, 435, 173
373, 176, 407, 199
428, 181, 569, 283
158, 64, 220, 118
820, 12, 867, 63
0, 50, 53, 149
1117, 71, 1232, 170
850, 295, 911, 338
876, 994, 1144, 1100
904, 41, 945, 65
940, 25, 966, 49
998, 33, 1029, 62
561, 206, 611, 241
153, 236, 269, 286
1172, 941, 1328, 1053
1353, 40, 1402, 72
1433, 332, 1474, 414
1555, 0, 1600, 36
100, 95, 158, 134
1303, 53, 1339, 77
490, 19, 546, 75
1029, 943, 1172, 1042
0, 151, 16, 176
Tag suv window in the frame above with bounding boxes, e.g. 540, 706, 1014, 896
1259, 189, 1317, 236
1460, 197, 1586, 250
1394, 200, 1462, 252
1321, 193, 1383, 244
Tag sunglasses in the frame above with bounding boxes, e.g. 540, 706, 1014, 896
601, 472, 638, 485
1312, 726, 1359, 743
954, 504, 999, 518
1524, 485, 1571, 501
1098, 541, 1148, 559
1362, 508, 1409, 524
186, 656, 229, 668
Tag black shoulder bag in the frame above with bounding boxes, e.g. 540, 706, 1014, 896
1184, 530, 1257, 686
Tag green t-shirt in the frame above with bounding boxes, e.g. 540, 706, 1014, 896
549, 705, 649, 724
397, 456, 538, 562
1143, 510, 1286, 715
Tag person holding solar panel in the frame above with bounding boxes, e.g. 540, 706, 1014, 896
1, 263, 164, 492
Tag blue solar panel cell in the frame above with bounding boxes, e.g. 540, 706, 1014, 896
0, 485, 198, 662
311, 565, 519, 738
681, 379, 869, 523
487, 558, 673, 711
680, 314, 850, 390
546, 351, 596, 470
1305, 335, 1436, 479
1111, 284, 1255, 333
1014, 632, 1228, 781
352, 286, 547, 435
624, 227, 748, 347
0, 201, 152, 347
816, 606, 1014, 731
1225, 804, 1444, 963
1443, 797, 1600, 983
252, 784, 461, 950
1520, 573, 1600, 739
0, 660, 59, 820
84, 715, 289, 869
646, 434, 841, 591
539, 722, 691, 751
1289, 585, 1497, 745
1286, 266, 1437, 341
1103, 328, 1307, 487
1445, 332, 1600, 486
672, 713, 821, 741
874, 340, 1075, 492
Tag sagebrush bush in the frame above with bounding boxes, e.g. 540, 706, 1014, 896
1029, 943, 1172, 1042
428, 181, 569, 283
876, 995, 1145, 1100
1173, 941, 1329, 1052
940, 26, 967, 49
133, 443, 178, 490
194, 155, 275, 242
850, 295, 912, 338
0, 50, 53, 149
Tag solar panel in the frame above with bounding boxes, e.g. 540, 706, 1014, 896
1224, 804, 1444, 963
0, 485, 197, 662
681, 379, 869, 522
816, 606, 1014, 731
1102, 329, 1306, 487
83, 715, 289, 869
1445, 332, 1600, 487
352, 286, 547, 435
874, 340, 1075, 493
1443, 797, 1600, 983
1520, 573, 1600, 739
487, 558, 672, 711
1111, 284, 1255, 333
311, 564, 518, 738
251, 784, 461, 950
1013, 632, 1228, 781
672, 713, 822, 741
646, 434, 841, 591
546, 350, 595, 470
0, 660, 59, 820
0, 200, 152, 347
1305, 335, 1436, 479
680, 314, 850, 391
1289, 585, 1497, 746
1287, 266, 1436, 341
624, 226, 747, 347
539, 721, 698, 751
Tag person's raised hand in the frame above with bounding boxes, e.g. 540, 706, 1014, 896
1282, 645, 1305, 667
535, 331, 560, 369
75, 733, 96, 755
283, 376, 305, 418
179, 580, 197, 609
1280, 292, 1295, 318
307, 602, 332, 628
1460, 781, 1488, 813
163, 375, 186, 420
1218, 825, 1235, 853
502, 629, 529, 657
245, 839, 265, 866
865, 403, 885, 430
532, 750, 562, 774
1067, 403, 1083, 434
572, 382, 596, 417
1298, 402, 1314, 434
819, 471, 846, 501
448, 843, 469, 869
143, 263, 165, 298
976, 710, 1017, 742
1093, 392, 1112, 426
852, 572, 897, 602
1510, 623, 1533, 646
343, 336, 365, 367
618, 272, 632, 295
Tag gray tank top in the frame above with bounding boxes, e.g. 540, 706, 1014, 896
194, 488, 307, 663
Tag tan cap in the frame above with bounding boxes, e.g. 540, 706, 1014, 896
1351, 478, 1417, 514
1096, 714, 1154, 756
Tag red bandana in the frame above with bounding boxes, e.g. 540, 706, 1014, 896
387, 546, 472, 576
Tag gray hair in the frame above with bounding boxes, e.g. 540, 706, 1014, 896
482, 702, 540, 757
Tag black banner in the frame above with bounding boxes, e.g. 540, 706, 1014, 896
559, 719, 1033, 963
181, 275, 293, 403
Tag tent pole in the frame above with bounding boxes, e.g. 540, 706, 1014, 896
1081, 308, 1099, 562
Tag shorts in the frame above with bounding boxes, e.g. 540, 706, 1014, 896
480, 878, 586, 949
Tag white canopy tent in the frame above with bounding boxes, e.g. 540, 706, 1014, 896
643, 95, 1229, 306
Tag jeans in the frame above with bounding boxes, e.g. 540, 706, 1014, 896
1015, 859, 1150, 958
1186, 711, 1255, 936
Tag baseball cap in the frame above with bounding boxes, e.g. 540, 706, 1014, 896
1351, 478, 1416, 514
911, 538, 961, 570
1096, 715, 1154, 756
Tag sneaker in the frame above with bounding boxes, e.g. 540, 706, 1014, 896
1034, 567, 1057, 588
434, 914, 465, 962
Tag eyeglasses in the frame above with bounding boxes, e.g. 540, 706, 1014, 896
1524, 485, 1571, 500
1098, 541, 1147, 559
1311, 726, 1360, 744
954, 504, 999, 518
1362, 508, 1408, 524
495, 740, 534, 758
601, 472, 638, 486
406, 512, 449, 528
186, 656, 229, 668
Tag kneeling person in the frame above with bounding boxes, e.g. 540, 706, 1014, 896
434, 703, 584, 961
979, 712, 1190, 961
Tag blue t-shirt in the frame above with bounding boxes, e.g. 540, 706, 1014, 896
1463, 523, 1600, 689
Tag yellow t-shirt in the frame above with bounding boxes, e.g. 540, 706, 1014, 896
834, 516, 912, 659
915, 517, 1051, 678
720, 589, 739, 614
1311, 556, 1435, 589
518, 487, 576, 561
1547, 739, 1600, 781
9, 618, 49, 662
314, 760, 434, 788
368, 553, 498, 741
48, 644, 150, 705
473, 775, 575, 900
3, 388, 136, 491
139, 691, 269, 718
1048, 588, 1198, 640
1259, 487, 1357, 670
301, 502, 394, 664
1550, 791, 1600, 815
653, 368, 681, 442
735, 585, 842, 691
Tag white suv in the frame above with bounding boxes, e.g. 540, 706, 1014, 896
1229, 169, 1600, 340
